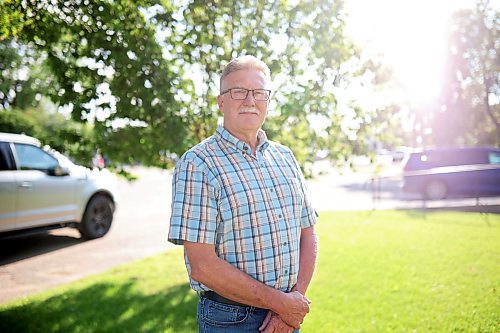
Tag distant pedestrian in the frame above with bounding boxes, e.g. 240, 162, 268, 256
92, 152, 105, 169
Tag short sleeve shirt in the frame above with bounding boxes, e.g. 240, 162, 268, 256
168, 126, 318, 292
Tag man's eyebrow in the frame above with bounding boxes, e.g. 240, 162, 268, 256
228, 86, 267, 90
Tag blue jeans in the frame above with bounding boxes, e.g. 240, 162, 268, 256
197, 297, 300, 333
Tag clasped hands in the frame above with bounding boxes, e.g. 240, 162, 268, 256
259, 291, 310, 333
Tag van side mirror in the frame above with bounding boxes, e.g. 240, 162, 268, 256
48, 166, 70, 176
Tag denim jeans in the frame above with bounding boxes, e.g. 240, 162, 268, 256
197, 296, 300, 333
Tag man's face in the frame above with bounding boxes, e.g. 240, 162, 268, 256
217, 69, 270, 138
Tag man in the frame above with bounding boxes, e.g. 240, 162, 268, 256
168, 55, 318, 333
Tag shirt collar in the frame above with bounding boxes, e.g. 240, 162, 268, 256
216, 125, 270, 153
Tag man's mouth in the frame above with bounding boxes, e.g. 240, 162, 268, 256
239, 107, 259, 115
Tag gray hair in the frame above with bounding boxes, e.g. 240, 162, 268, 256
220, 55, 271, 91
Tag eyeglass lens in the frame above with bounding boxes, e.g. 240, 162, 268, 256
230, 89, 270, 101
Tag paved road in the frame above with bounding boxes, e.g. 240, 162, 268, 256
1, 166, 498, 304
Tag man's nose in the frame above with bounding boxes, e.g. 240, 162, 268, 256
243, 91, 256, 105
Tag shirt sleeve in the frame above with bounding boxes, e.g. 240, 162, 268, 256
298, 173, 319, 228
168, 158, 219, 245
286, 148, 319, 228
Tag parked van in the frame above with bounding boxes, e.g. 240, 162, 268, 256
0, 132, 119, 239
402, 147, 500, 199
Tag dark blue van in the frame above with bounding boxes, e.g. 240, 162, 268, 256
402, 147, 500, 199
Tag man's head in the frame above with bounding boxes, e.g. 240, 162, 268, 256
217, 55, 272, 140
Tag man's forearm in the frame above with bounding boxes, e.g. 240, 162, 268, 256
292, 226, 318, 295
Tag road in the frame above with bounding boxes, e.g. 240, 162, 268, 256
1, 166, 499, 304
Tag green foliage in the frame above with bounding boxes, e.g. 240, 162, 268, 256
0, 108, 38, 135
0, 211, 498, 332
0, 0, 392, 171
0, 0, 28, 39
4, 0, 496, 170
0, 39, 52, 110
0, 107, 96, 166
432, 0, 499, 147
0, 0, 189, 167
27, 108, 96, 166
155, 0, 363, 171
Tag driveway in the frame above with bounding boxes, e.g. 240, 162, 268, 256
1, 166, 498, 304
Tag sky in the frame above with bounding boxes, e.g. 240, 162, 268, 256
344, 0, 482, 104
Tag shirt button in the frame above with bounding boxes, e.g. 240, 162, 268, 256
270, 188, 274, 192
279, 214, 283, 218
285, 270, 288, 274
283, 242, 287, 246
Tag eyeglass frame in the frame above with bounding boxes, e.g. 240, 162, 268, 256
219, 88, 272, 101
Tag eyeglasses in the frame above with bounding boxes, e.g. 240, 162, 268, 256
220, 88, 271, 101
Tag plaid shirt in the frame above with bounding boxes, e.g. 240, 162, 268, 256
168, 126, 318, 292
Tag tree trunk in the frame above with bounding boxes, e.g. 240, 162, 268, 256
483, 80, 500, 145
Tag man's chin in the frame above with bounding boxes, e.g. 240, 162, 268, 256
239, 123, 264, 132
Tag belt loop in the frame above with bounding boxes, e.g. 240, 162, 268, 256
249, 306, 255, 314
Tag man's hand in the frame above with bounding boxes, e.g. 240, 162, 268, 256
274, 291, 310, 329
259, 311, 293, 333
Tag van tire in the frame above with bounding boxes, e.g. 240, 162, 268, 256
79, 195, 114, 239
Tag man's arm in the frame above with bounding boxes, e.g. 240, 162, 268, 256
185, 241, 310, 329
292, 225, 318, 295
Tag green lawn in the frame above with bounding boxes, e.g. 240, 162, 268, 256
1, 210, 499, 333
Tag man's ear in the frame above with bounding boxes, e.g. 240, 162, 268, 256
217, 95, 224, 113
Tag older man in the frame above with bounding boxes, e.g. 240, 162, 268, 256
168, 55, 318, 333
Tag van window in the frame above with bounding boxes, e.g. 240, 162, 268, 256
14, 143, 59, 171
0, 142, 16, 170
489, 152, 500, 164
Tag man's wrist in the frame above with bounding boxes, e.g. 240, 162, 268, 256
291, 283, 306, 295
266, 288, 288, 314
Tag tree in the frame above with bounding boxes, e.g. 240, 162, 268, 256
1, 0, 381, 173
153, 0, 369, 174
432, 0, 499, 146
1, 0, 189, 167
0, 39, 53, 110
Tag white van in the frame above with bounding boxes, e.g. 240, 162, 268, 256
0, 132, 119, 239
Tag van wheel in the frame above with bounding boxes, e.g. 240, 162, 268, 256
79, 195, 114, 239
423, 180, 447, 200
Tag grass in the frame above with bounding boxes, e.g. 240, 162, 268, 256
306, 211, 499, 333
1, 210, 499, 333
